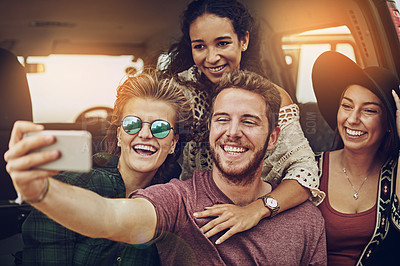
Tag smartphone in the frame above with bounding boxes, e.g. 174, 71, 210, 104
24, 130, 92, 172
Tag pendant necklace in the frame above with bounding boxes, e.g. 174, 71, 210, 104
341, 167, 369, 200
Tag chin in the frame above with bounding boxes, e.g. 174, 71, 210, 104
130, 160, 159, 172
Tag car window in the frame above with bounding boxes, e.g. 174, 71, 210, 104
282, 26, 356, 104
20, 55, 143, 123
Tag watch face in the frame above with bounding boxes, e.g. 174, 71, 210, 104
266, 198, 278, 208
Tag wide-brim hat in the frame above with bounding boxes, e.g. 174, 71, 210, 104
312, 51, 400, 146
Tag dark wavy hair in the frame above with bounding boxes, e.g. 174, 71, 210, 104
103, 69, 193, 183
166, 0, 265, 78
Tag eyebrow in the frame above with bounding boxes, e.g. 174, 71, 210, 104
342, 96, 383, 108
212, 112, 263, 122
191, 35, 232, 44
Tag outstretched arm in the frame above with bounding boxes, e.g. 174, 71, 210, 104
38, 179, 156, 244
5, 121, 157, 245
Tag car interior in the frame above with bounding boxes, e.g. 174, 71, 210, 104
1, 0, 399, 264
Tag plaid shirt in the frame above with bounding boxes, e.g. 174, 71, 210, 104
22, 153, 160, 266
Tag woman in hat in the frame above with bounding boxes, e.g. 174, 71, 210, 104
312, 51, 400, 265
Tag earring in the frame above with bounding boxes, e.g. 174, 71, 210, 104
169, 149, 174, 154
117, 140, 121, 147
242, 45, 247, 51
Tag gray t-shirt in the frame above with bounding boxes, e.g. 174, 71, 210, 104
131, 170, 327, 266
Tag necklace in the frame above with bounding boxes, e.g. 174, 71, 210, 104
341, 167, 369, 200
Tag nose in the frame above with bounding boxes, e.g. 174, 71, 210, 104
226, 120, 242, 138
347, 109, 361, 124
138, 123, 152, 139
206, 47, 220, 64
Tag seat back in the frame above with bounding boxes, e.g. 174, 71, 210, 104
0, 48, 33, 239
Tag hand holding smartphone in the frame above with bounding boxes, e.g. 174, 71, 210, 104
24, 130, 92, 172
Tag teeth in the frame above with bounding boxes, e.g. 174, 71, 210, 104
208, 65, 225, 72
223, 145, 246, 154
346, 128, 365, 136
133, 144, 156, 152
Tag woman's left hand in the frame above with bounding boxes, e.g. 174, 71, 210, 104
193, 201, 264, 244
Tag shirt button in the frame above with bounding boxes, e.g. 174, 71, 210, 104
116, 257, 122, 262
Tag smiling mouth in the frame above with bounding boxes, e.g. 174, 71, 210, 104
133, 144, 157, 156
346, 128, 367, 137
222, 144, 248, 155
206, 64, 226, 73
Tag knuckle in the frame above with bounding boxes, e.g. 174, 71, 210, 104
5, 162, 13, 173
225, 231, 233, 237
208, 220, 216, 227
214, 224, 225, 231
14, 120, 23, 128
3, 150, 9, 162
24, 155, 35, 168
226, 211, 234, 218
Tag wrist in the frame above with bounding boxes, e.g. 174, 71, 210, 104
18, 178, 50, 205
258, 195, 280, 218
256, 198, 271, 218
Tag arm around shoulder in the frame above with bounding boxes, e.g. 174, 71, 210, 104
262, 103, 325, 205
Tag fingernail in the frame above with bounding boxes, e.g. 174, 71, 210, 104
215, 240, 220, 245
44, 134, 54, 142
49, 150, 59, 158
193, 213, 198, 217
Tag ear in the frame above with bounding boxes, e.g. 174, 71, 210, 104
117, 127, 122, 147
266, 126, 281, 151
169, 134, 179, 154
240, 31, 250, 52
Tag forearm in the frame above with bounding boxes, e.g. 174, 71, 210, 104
31, 178, 156, 245
263, 104, 324, 204
236, 180, 310, 222
263, 179, 310, 218
32, 178, 122, 240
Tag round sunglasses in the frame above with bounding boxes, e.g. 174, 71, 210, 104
121, 116, 175, 139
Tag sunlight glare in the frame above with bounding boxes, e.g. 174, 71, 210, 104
26, 55, 141, 123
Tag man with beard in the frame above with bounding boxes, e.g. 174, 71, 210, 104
5, 70, 326, 265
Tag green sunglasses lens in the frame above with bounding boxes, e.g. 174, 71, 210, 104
151, 120, 173, 139
122, 116, 142, 135
122, 116, 173, 139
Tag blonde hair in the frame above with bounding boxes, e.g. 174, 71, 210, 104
104, 69, 192, 181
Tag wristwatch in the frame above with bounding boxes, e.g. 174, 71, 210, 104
258, 195, 280, 218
